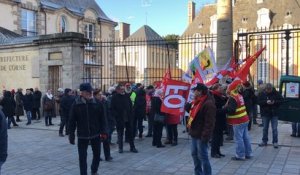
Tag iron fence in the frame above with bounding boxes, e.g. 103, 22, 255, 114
83, 35, 217, 91
236, 27, 300, 88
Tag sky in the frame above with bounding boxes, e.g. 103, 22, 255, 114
96, 0, 216, 37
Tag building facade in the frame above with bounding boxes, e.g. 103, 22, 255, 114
180, 0, 300, 86
0, 0, 116, 92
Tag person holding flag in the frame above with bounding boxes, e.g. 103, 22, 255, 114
185, 83, 216, 175
222, 79, 253, 160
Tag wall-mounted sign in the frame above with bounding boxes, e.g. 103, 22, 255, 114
286, 82, 299, 98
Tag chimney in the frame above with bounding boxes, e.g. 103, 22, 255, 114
119, 22, 130, 41
188, 1, 195, 25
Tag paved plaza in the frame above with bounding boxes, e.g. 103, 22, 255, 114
2, 116, 300, 175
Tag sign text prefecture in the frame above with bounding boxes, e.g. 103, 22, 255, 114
0, 55, 28, 71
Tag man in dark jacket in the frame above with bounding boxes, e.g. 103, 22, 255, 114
0, 91, 17, 128
32, 87, 42, 120
59, 88, 74, 137
68, 83, 107, 175
0, 109, 7, 174
23, 89, 34, 125
258, 83, 283, 148
241, 81, 256, 130
111, 84, 138, 153
186, 83, 216, 175
133, 89, 146, 139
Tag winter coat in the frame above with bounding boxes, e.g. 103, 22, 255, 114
0, 92, 16, 117
258, 88, 283, 117
42, 95, 56, 117
60, 94, 75, 119
133, 89, 146, 119
241, 87, 256, 114
0, 110, 7, 162
14, 92, 24, 116
23, 94, 34, 111
111, 93, 133, 126
33, 90, 42, 109
69, 96, 106, 139
212, 91, 227, 130
186, 95, 216, 142
150, 96, 163, 115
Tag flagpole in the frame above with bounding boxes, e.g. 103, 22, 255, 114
167, 44, 172, 79
123, 45, 130, 83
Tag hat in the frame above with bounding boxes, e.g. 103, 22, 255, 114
64, 88, 72, 95
191, 83, 208, 92
257, 79, 263, 85
227, 79, 242, 92
79, 83, 93, 93
108, 86, 115, 94
57, 88, 64, 92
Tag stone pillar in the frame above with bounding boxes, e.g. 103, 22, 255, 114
217, 0, 233, 69
34, 32, 88, 93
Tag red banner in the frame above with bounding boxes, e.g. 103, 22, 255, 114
161, 79, 190, 116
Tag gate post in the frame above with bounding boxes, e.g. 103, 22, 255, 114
285, 30, 291, 75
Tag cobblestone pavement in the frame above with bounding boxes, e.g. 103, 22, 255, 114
2, 116, 300, 175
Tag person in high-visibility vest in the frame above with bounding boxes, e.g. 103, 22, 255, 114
223, 79, 253, 161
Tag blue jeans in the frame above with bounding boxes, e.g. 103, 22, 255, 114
0, 161, 4, 175
262, 116, 278, 143
233, 122, 252, 158
292, 122, 300, 135
191, 138, 211, 175
26, 111, 32, 124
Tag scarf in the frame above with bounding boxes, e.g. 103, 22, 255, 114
187, 95, 208, 129
46, 93, 53, 100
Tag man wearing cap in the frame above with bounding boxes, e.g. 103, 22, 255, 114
68, 83, 107, 175
223, 79, 252, 160
185, 83, 216, 175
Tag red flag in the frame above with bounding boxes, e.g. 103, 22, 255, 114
233, 47, 266, 81
161, 79, 190, 116
159, 70, 171, 90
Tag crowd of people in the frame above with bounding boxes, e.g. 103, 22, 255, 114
0, 78, 293, 175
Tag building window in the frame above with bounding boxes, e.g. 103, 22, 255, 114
59, 16, 67, 33
134, 52, 139, 64
21, 9, 37, 36
210, 15, 217, 34
257, 0, 264, 3
256, 8, 271, 29
242, 17, 248, 23
84, 23, 95, 39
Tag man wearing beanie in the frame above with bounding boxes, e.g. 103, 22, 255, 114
223, 79, 252, 160
68, 83, 107, 175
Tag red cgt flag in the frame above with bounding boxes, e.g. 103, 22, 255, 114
161, 79, 190, 116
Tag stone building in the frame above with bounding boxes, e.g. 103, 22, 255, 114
179, 0, 300, 85
115, 24, 179, 85
0, 0, 116, 93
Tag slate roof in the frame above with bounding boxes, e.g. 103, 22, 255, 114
0, 27, 21, 45
125, 25, 163, 41
182, 0, 300, 36
40, 0, 115, 24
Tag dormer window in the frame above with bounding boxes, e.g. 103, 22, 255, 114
59, 16, 67, 33
257, 8, 271, 29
